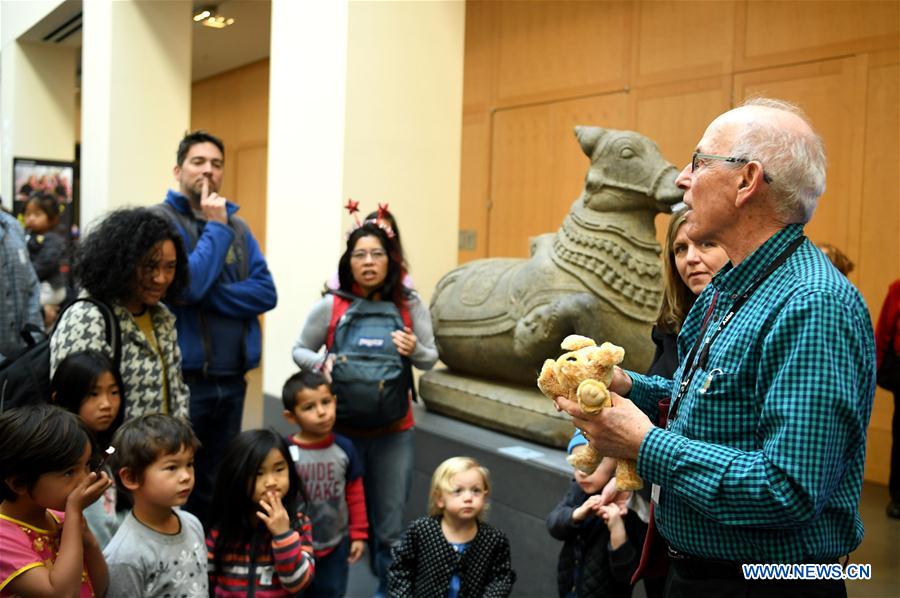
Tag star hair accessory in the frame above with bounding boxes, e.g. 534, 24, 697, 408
344, 198, 361, 226
344, 199, 396, 239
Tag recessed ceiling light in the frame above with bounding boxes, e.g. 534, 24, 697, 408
192, 6, 236, 29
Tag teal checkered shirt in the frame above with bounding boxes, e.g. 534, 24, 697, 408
630, 224, 876, 563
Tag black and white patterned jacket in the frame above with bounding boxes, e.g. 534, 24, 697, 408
389, 516, 516, 598
50, 296, 189, 418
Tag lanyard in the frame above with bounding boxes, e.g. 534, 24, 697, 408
668, 235, 806, 423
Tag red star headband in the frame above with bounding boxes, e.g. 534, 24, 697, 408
344, 199, 395, 239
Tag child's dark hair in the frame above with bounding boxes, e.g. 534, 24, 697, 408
0, 405, 94, 502
26, 192, 61, 221
282, 369, 330, 411
208, 429, 307, 573
109, 414, 199, 493
50, 350, 125, 449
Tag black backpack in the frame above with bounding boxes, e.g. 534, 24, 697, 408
0, 298, 121, 412
328, 290, 414, 428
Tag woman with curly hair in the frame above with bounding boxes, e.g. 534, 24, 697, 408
50, 207, 191, 419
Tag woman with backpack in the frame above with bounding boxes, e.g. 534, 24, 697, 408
50, 207, 191, 419
292, 214, 438, 597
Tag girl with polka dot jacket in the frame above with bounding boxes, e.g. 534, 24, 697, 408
388, 457, 516, 597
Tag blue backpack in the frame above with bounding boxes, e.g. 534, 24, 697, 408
328, 290, 413, 428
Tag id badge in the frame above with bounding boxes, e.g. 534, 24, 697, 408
259, 565, 274, 586
651, 483, 660, 505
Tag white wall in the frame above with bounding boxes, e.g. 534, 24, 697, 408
0, 0, 72, 208
261, 0, 466, 400
263, 0, 350, 398
80, 0, 191, 230
342, 0, 465, 308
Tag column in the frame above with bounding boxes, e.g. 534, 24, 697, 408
80, 0, 191, 230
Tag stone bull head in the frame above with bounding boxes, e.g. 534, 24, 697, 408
430, 126, 683, 386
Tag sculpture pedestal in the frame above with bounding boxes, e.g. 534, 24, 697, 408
419, 368, 572, 449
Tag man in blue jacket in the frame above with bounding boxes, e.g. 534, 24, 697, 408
159, 131, 277, 522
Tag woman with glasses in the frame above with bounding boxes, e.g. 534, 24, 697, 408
292, 218, 438, 597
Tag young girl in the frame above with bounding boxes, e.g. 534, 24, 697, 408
0, 404, 111, 597
50, 350, 125, 548
206, 429, 316, 596
23, 193, 67, 324
389, 456, 516, 597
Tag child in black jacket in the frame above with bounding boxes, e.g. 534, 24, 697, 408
389, 456, 515, 597
547, 443, 647, 598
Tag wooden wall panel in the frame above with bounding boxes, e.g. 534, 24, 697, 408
736, 0, 899, 71
495, 0, 631, 106
458, 112, 492, 262
632, 1, 736, 87
858, 50, 900, 486
488, 93, 628, 258
734, 58, 863, 262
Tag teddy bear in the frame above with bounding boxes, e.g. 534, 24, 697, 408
537, 334, 643, 491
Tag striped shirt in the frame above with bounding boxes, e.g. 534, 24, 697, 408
207, 512, 315, 597
630, 224, 876, 563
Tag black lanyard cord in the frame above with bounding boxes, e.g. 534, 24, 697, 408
668, 235, 806, 423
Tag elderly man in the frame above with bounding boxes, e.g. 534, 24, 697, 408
557, 98, 875, 597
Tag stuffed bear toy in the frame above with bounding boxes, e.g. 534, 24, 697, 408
537, 334, 643, 490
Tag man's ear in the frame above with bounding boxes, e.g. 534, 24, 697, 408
118, 467, 140, 492
734, 161, 765, 208
173, 164, 181, 182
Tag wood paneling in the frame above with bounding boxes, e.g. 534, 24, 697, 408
495, 0, 631, 107
736, 0, 899, 71
488, 93, 628, 257
632, 1, 736, 88
460, 0, 899, 482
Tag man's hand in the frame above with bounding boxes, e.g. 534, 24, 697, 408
348, 539, 366, 564
555, 392, 653, 460
609, 366, 633, 396
200, 177, 228, 224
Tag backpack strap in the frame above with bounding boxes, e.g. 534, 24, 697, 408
326, 292, 354, 351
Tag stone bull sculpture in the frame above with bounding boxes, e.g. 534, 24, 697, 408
430, 126, 683, 386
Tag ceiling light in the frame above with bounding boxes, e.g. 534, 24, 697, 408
192, 6, 236, 29
202, 15, 235, 29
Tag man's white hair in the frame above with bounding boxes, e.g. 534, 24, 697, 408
729, 98, 827, 224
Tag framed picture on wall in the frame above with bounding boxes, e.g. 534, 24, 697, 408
12, 157, 77, 238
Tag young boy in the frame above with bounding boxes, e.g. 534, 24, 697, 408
282, 370, 368, 598
546, 438, 648, 598
102, 414, 207, 597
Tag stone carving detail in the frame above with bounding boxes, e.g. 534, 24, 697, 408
430, 126, 682, 386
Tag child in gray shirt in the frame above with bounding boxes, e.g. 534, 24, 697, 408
102, 414, 207, 597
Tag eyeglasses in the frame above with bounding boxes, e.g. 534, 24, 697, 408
691, 151, 772, 184
350, 249, 388, 261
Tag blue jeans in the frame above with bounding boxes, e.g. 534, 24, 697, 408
184, 374, 246, 525
301, 536, 350, 598
348, 429, 414, 595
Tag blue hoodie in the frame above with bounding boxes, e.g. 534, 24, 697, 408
162, 190, 277, 375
